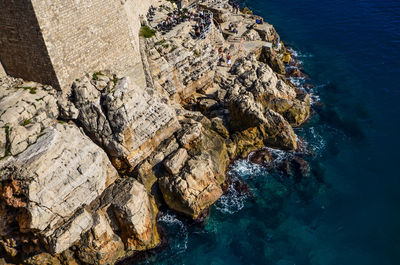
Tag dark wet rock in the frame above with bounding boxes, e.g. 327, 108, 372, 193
249, 149, 273, 165
291, 156, 310, 179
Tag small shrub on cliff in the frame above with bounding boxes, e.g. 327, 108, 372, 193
193, 49, 201, 57
140, 26, 157, 38
155, 39, 166, 46
170, 45, 178, 53
15, 86, 36, 94
20, 119, 31, 126
92, 71, 104, 80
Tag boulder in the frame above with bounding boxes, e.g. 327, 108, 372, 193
49, 209, 93, 254
110, 179, 160, 251
258, 46, 285, 75
159, 115, 229, 219
159, 154, 223, 219
228, 91, 297, 151
74, 208, 124, 265
163, 148, 188, 175
72, 76, 181, 170
266, 95, 310, 127
0, 123, 119, 254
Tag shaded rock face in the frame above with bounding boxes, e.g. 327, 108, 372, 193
0, 123, 119, 256
209, 54, 312, 155
72, 75, 181, 170
72, 178, 160, 265
258, 46, 286, 75
229, 54, 310, 126
146, 110, 230, 220
111, 179, 160, 251
226, 86, 297, 152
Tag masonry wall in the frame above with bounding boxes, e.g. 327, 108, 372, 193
0, 0, 59, 87
29, 0, 143, 90
0, 60, 6, 77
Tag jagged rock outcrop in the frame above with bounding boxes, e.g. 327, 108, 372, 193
73, 178, 160, 265
0, 123, 119, 257
227, 91, 297, 152
228, 54, 310, 128
158, 111, 229, 219
71, 74, 180, 170
258, 46, 286, 75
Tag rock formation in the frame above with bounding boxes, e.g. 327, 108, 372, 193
0, 0, 312, 264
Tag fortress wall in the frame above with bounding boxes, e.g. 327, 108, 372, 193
0, 0, 59, 87
122, 0, 158, 88
30, 0, 142, 90
0, 60, 6, 77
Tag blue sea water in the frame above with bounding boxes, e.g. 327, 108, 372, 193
135, 0, 400, 264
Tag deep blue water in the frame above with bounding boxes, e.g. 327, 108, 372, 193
136, 1, 400, 264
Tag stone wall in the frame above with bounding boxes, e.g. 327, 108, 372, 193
0, 0, 156, 90
31, 0, 142, 90
0, 0, 59, 87
0, 60, 6, 77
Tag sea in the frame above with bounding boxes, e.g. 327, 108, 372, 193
135, 0, 400, 264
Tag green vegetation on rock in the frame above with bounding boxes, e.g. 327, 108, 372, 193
140, 26, 157, 38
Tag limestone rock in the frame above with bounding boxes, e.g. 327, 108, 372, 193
111, 179, 160, 251
49, 209, 93, 254
0, 123, 119, 254
75, 208, 124, 265
163, 148, 188, 175
159, 115, 229, 219
57, 95, 79, 120
176, 119, 202, 149
258, 46, 285, 75
211, 117, 230, 139
243, 29, 262, 41
72, 76, 181, 170
228, 90, 297, 151
159, 155, 223, 219
73, 178, 160, 265
0, 80, 58, 157
229, 54, 310, 126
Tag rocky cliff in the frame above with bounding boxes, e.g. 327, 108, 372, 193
0, 0, 311, 264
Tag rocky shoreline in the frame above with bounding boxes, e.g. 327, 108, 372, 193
0, 1, 314, 264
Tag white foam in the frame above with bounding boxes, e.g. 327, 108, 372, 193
308, 127, 327, 154
229, 159, 266, 178
288, 76, 307, 86
158, 212, 188, 252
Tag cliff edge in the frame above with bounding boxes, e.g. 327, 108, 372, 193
0, 0, 310, 264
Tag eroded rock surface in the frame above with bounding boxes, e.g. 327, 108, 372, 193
72, 75, 180, 170
0, 77, 58, 157
158, 111, 229, 219
0, 0, 314, 263
0, 123, 119, 256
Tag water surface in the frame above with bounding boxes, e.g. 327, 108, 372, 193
136, 0, 400, 264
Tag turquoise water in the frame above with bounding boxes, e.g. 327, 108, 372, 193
134, 1, 400, 264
